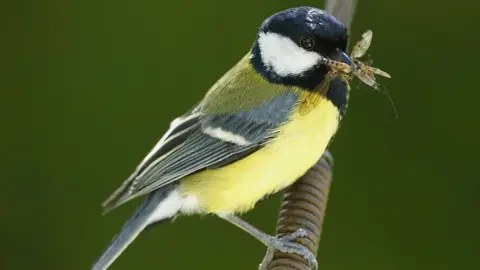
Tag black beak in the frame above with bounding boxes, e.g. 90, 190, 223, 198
333, 49, 354, 66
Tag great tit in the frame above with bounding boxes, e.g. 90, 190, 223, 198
93, 6, 355, 270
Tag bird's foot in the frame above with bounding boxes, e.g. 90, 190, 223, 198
259, 228, 318, 270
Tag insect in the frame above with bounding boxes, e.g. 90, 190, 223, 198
347, 30, 391, 89
320, 30, 391, 90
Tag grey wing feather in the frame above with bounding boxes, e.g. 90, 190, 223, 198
101, 112, 201, 212
130, 131, 257, 195
202, 90, 297, 142
102, 91, 299, 212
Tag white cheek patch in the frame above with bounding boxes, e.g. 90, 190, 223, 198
258, 32, 321, 76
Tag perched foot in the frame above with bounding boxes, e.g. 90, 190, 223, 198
216, 214, 317, 269
258, 228, 318, 270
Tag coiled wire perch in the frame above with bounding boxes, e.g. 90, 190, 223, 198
260, 1, 357, 269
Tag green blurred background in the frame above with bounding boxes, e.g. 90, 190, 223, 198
2, 0, 479, 269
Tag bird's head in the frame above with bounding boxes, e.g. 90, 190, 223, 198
251, 7, 351, 90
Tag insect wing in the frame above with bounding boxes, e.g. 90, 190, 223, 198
354, 69, 378, 89
370, 67, 391, 78
351, 30, 373, 59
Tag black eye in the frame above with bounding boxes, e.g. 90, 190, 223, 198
300, 37, 315, 50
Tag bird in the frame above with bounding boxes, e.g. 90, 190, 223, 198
93, 6, 354, 270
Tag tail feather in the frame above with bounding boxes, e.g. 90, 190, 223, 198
92, 185, 178, 270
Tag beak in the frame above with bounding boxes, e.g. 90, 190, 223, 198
333, 49, 354, 66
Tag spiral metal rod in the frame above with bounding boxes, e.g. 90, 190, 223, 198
265, 152, 334, 270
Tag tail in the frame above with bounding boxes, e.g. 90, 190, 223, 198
92, 185, 179, 270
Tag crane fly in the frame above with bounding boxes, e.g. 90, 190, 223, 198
347, 30, 391, 89
319, 30, 391, 90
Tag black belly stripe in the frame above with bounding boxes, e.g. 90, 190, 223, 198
326, 77, 349, 117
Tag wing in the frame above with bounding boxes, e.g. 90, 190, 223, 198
369, 67, 391, 78
352, 65, 378, 89
351, 30, 373, 59
101, 54, 299, 212
326, 0, 358, 30
102, 91, 299, 213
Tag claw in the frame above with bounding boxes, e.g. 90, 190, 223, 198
259, 228, 318, 270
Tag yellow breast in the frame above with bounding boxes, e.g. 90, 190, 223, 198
179, 96, 340, 214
